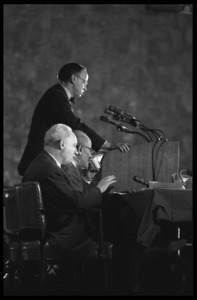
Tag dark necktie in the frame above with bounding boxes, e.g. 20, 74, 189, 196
68, 97, 75, 113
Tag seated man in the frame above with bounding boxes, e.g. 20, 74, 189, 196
63, 130, 141, 245
61, 129, 100, 191
22, 123, 116, 259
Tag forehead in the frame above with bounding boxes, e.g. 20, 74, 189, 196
84, 139, 92, 148
79, 69, 88, 79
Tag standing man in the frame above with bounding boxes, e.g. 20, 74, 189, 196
18, 62, 130, 176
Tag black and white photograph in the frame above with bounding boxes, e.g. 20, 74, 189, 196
3, 4, 193, 296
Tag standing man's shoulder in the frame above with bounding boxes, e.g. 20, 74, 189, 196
39, 83, 69, 107
45, 83, 67, 98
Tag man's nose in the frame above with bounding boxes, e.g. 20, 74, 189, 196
74, 148, 79, 155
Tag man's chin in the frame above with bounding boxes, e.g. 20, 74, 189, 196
72, 158, 78, 165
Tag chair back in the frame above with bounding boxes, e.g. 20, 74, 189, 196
4, 182, 45, 233
3, 182, 114, 291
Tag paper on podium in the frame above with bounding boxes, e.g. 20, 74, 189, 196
148, 181, 185, 189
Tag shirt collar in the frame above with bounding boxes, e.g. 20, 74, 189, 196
60, 83, 72, 100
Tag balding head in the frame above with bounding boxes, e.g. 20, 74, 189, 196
58, 63, 86, 83
57, 63, 88, 99
73, 130, 93, 170
44, 124, 73, 146
74, 130, 91, 148
44, 124, 78, 165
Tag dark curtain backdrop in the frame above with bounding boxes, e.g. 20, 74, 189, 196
4, 4, 192, 186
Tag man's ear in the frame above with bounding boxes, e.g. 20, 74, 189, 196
77, 145, 82, 154
59, 139, 65, 150
71, 74, 76, 84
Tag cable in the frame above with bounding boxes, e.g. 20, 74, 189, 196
151, 141, 160, 180
141, 125, 164, 141
116, 126, 151, 142
139, 125, 154, 142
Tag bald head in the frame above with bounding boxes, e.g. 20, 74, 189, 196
74, 130, 91, 148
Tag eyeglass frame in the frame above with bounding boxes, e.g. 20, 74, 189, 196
75, 75, 88, 86
77, 144, 94, 154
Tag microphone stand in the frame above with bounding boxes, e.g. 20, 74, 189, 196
116, 116, 166, 142
139, 124, 166, 141
112, 115, 154, 142
103, 108, 167, 142
116, 124, 150, 142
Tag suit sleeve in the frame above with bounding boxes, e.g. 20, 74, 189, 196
40, 167, 102, 211
46, 88, 105, 152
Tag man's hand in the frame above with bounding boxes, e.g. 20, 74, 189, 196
112, 143, 131, 152
99, 141, 131, 154
96, 175, 116, 193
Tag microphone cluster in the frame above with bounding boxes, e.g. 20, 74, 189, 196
100, 105, 168, 184
104, 105, 141, 128
100, 116, 130, 133
100, 106, 149, 140
100, 105, 166, 142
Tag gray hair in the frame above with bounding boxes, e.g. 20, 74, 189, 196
44, 124, 73, 146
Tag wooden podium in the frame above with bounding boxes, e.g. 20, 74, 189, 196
101, 141, 180, 193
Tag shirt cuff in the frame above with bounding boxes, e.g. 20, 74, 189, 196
98, 141, 115, 154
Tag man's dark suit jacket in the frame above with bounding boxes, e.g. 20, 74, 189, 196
22, 150, 102, 259
18, 83, 105, 176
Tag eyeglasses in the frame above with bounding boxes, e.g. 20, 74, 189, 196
78, 144, 94, 154
75, 75, 88, 86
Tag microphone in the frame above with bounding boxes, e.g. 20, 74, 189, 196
133, 176, 149, 188
100, 116, 130, 132
100, 116, 119, 126
104, 109, 123, 122
104, 109, 116, 117
108, 105, 141, 127
108, 105, 133, 118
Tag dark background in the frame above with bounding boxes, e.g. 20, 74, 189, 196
4, 4, 193, 186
